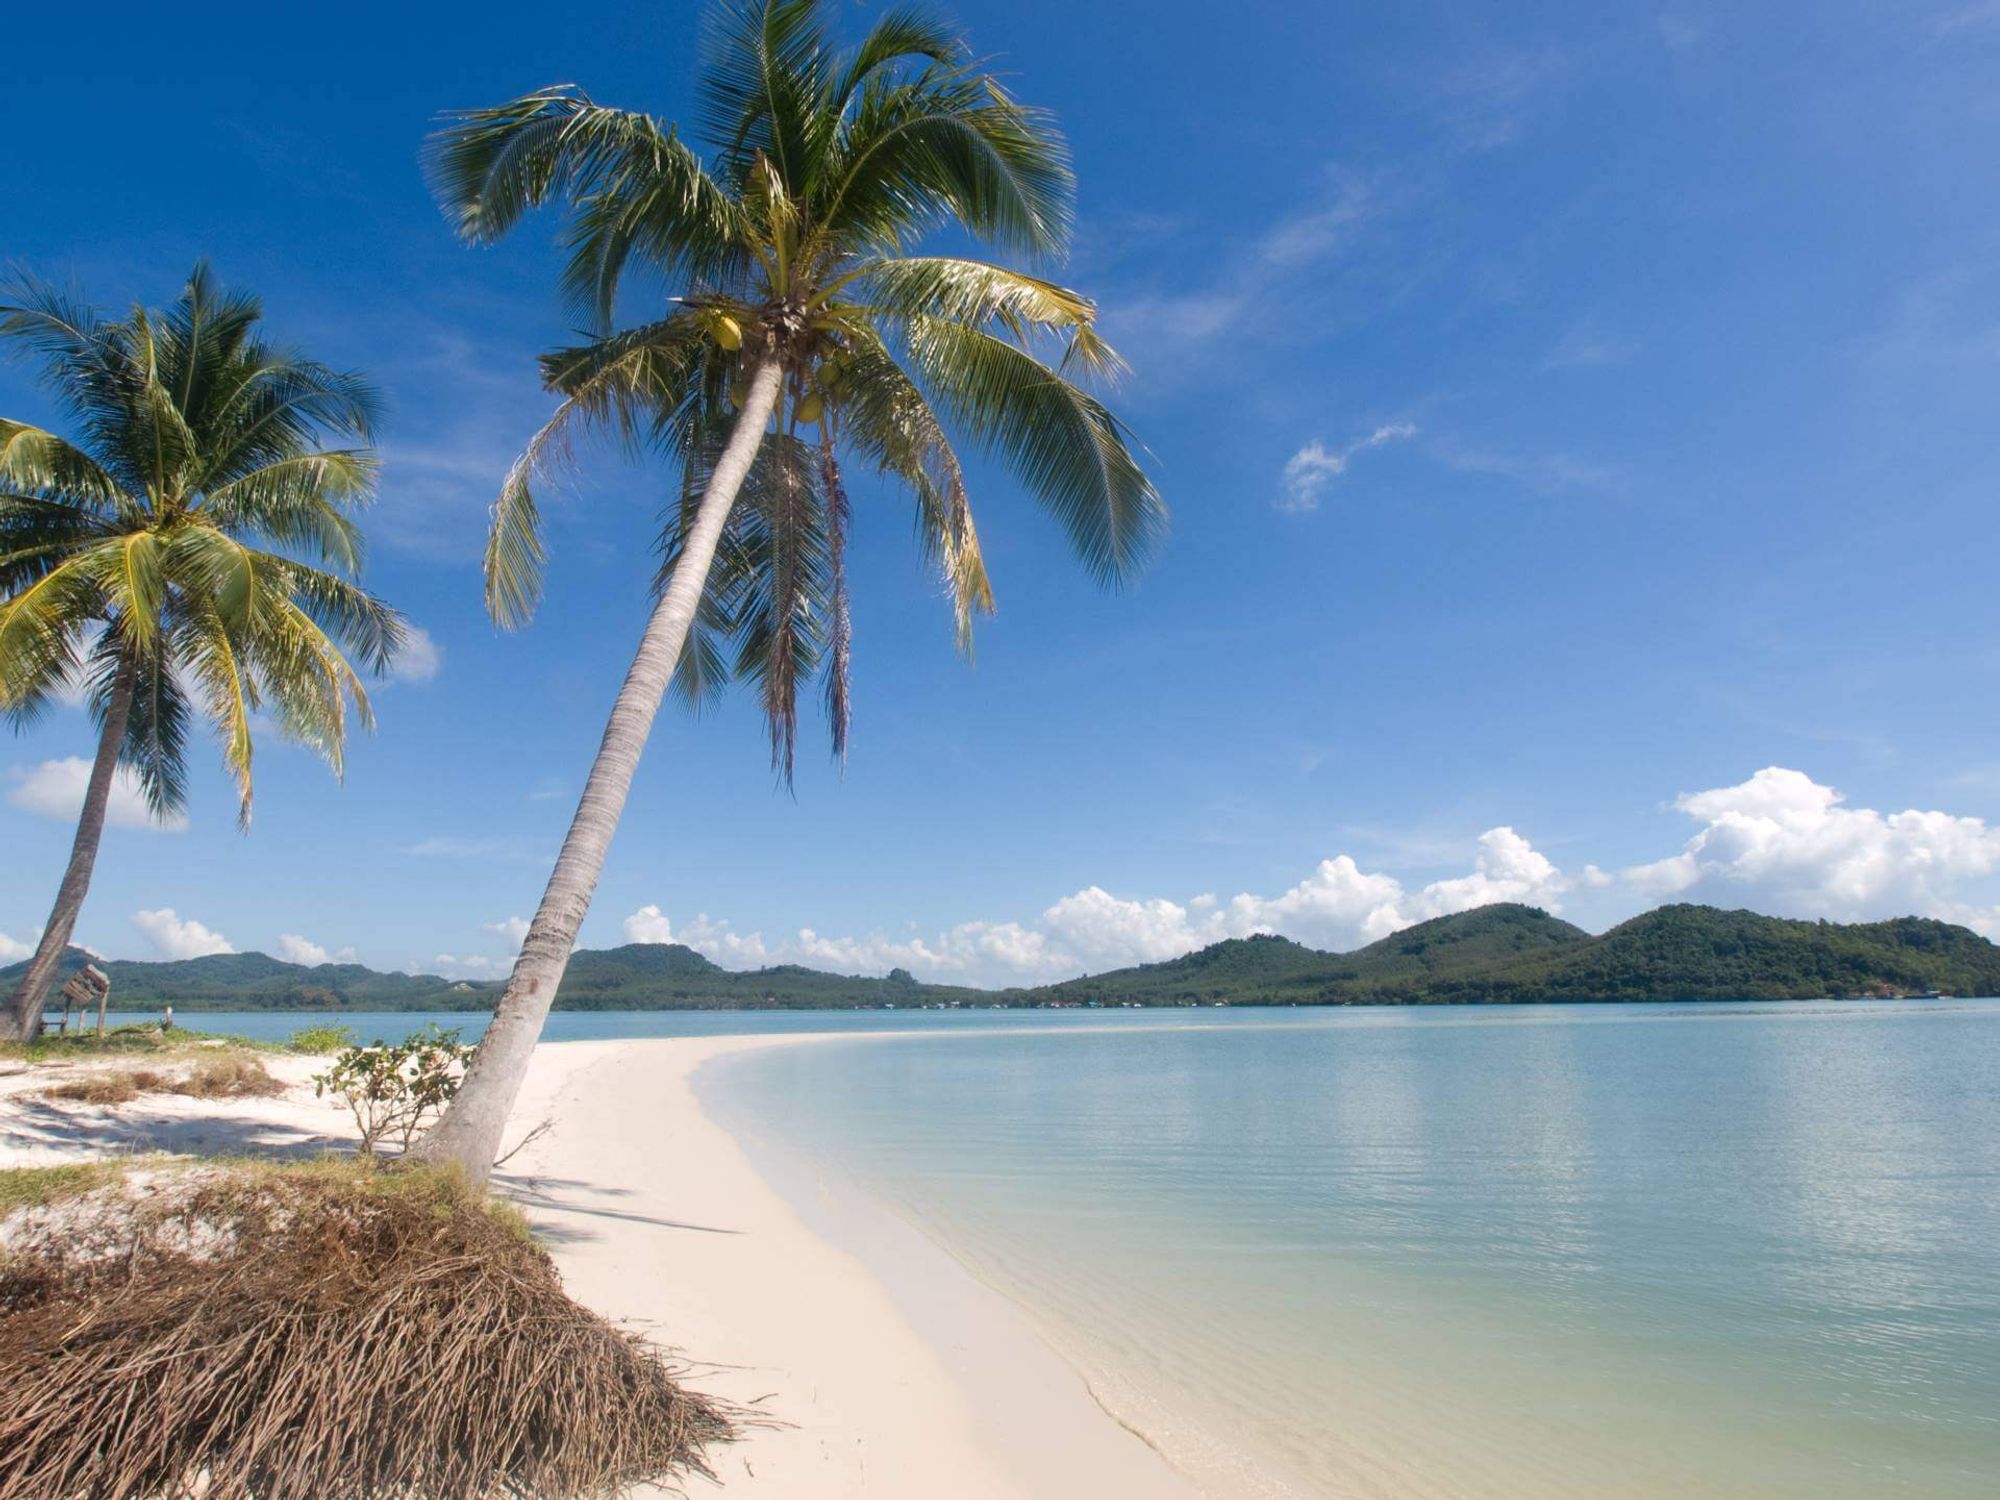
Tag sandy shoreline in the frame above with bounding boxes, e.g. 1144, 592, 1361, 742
0, 1034, 1200, 1498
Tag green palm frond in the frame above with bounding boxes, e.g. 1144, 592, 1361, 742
845, 257, 1093, 340
696, 0, 838, 193
438, 0, 1161, 775
830, 5, 965, 113
818, 67, 1072, 258
898, 316, 1164, 584
485, 315, 713, 628
0, 264, 401, 821
0, 422, 123, 511
108, 633, 193, 818
427, 89, 746, 330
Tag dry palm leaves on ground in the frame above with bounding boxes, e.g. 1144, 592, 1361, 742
0, 1161, 732, 1498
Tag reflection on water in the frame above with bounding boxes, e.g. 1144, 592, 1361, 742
705, 1001, 2000, 1499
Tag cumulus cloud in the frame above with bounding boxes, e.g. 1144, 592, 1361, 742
610, 769, 2000, 984
619, 825, 1571, 986
1277, 424, 1417, 513
275, 933, 331, 965
390, 625, 443, 683
7, 758, 187, 832
0, 931, 34, 962
133, 909, 235, 960
1621, 767, 2000, 932
623, 905, 676, 945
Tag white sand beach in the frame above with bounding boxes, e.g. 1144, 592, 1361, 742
0, 1034, 1199, 1499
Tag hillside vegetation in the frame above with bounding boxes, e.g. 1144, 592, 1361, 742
8, 904, 1996, 1012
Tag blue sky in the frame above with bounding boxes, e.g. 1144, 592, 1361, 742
5, 0, 1999, 983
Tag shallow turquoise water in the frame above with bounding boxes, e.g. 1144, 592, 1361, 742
699, 1002, 2000, 1499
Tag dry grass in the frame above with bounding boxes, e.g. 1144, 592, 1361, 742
0, 1160, 126, 1216
0, 1160, 734, 1498
174, 1052, 283, 1099
41, 1070, 160, 1105
38, 1052, 281, 1108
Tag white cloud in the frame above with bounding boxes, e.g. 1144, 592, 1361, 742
133, 909, 235, 960
0, 931, 33, 962
7, 758, 188, 832
623, 905, 676, 945
406, 835, 545, 860
1277, 424, 1418, 513
390, 625, 443, 683
1620, 767, 2000, 932
431, 953, 510, 978
485, 915, 531, 948
610, 768, 2000, 984
275, 933, 331, 965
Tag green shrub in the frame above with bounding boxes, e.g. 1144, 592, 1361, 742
286, 1023, 355, 1055
312, 1026, 475, 1156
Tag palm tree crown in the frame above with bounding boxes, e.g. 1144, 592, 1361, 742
429, 0, 1164, 776
0, 263, 404, 825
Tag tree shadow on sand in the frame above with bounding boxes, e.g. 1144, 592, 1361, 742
1, 1095, 351, 1162
494, 1170, 742, 1244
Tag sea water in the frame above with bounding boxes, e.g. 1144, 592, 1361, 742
698, 1002, 2000, 1498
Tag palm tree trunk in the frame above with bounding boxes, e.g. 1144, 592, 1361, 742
415, 357, 786, 1179
3, 656, 137, 1041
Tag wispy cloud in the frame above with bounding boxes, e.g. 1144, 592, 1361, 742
1421, 45, 1571, 151
1276, 424, 1418, 512
1430, 439, 1621, 493
388, 624, 443, 684
1101, 169, 1395, 376
1543, 324, 1640, 370
405, 834, 548, 861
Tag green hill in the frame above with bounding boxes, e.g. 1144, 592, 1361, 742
1382, 905, 2000, 1004
6, 903, 1995, 1013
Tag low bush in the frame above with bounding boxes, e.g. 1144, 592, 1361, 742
286, 1022, 355, 1054
313, 1025, 476, 1156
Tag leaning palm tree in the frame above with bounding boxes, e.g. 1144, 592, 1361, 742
415, 0, 1164, 1176
0, 265, 404, 1039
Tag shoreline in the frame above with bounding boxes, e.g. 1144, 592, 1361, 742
504, 1035, 1202, 1498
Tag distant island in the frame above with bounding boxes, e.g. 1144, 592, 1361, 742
8, 903, 1999, 1014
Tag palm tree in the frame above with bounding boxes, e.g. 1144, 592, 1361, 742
415, 0, 1164, 1177
0, 265, 404, 1039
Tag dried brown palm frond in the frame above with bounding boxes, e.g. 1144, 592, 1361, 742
0, 1163, 733, 1499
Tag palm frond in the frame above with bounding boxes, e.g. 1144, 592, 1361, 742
899, 316, 1163, 584
200, 450, 374, 569
100, 635, 192, 818
696, 0, 837, 193
831, 5, 965, 113
836, 333, 992, 648
820, 69, 1073, 258
0, 422, 123, 512
486, 316, 712, 628
428, 89, 744, 329
844, 256, 1093, 341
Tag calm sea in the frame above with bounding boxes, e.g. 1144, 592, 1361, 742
696, 1001, 2000, 1499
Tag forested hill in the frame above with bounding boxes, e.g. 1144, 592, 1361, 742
7, 903, 1997, 1012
